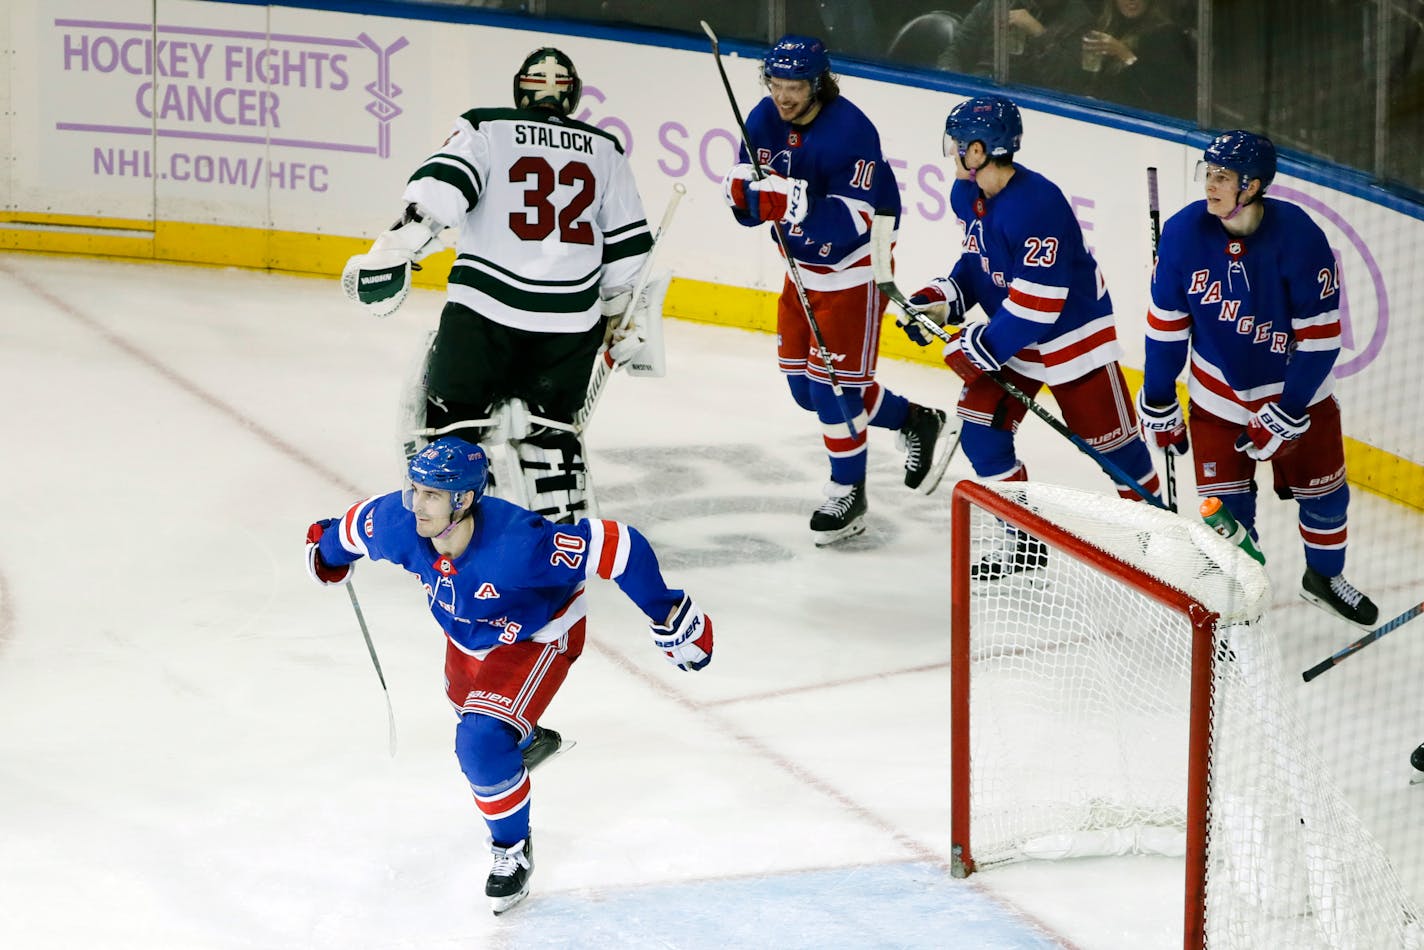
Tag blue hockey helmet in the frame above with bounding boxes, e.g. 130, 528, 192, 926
405, 437, 488, 514
513, 47, 582, 116
1202, 130, 1276, 192
944, 95, 1023, 159
763, 34, 831, 92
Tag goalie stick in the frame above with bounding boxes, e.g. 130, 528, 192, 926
576, 181, 685, 432
868, 214, 1164, 509
346, 581, 398, 757
1146, 166, 1177, 512
1301, 599, 1424, 683
700, 20, 860, 441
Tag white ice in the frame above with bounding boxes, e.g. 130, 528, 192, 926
1, 255, 1420, 949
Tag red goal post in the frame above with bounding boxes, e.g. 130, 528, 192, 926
948, 480, 1421, 950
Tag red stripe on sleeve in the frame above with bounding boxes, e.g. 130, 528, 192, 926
1007, 285, 1065, 315
596, 519, 621, 578
342, 504, 361, 548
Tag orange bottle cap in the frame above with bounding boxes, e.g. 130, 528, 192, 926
1200, 497, 1223, 517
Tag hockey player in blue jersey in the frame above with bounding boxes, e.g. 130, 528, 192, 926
891, 94, 1161, 578
304, 437, 714, 914
1138, 130, 1378, 627
720, 34, 948, 545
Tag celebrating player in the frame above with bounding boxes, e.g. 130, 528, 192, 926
304, 437, 714, 915
892, 94, 1161, 577
1138, 130, 1378, 626
342, 47, 654, 524
720, 34, 949, 546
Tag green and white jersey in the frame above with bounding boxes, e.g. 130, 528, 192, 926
402, 107, 652, 333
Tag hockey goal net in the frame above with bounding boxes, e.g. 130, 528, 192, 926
950, 480, 1422, 949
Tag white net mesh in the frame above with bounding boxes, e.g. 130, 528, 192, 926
958, 481, 1422, 949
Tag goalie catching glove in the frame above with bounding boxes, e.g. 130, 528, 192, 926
305, 519, 353, 586
888, 277, 967, 346
649, 594, 713, 672
341, 204, 444, 318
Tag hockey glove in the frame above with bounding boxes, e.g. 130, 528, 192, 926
721, 163, 811, 226
305, 519, 353, 587
341, 205, 443, 318
1235, 402, 1309, 461
943, 321, 999, 385
599, 285, 647, 365
888, 277, 967, 346
1135, 389, 1189, 456
649, 595, 713, 672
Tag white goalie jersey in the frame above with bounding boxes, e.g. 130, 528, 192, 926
402, 107, 653, 333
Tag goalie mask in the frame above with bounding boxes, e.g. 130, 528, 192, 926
513, 47, 582, 116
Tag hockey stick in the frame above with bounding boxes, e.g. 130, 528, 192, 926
868, 218, 1164, 508
1146, 166, 1177, 512
867, 213, 962, 491
1301, 600, 1424, 683
576, 181, 686, 433
346, 581, 398, 756
700, 20, 859, 441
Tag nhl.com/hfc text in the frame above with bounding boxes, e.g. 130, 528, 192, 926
93, 147, 328, 192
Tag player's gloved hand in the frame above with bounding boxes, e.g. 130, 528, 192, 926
649, 594, 713, 672
888, 277, 967, 346
600, 284, 647, 365
720, 163, 763, 227
305, 519, 353, 587
1135, 389, 1189, 456
942, 321, 999, 385
721, 163, 811, 225
1235, 402, 1309, 461
341, 205, 443, 318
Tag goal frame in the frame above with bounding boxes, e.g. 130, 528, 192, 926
949, 480, 1219, 949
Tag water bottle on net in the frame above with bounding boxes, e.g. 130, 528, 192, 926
1199, 496, 1265, 565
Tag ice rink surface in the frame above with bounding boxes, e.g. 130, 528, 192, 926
2, 255, 1420, 949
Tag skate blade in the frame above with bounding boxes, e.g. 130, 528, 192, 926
1298, 589, 1377, 631
812, 518, 867, 547
917, 420, 962, 495
525, 738, 576, 773
1411, 771, 1424, 786
490, 885, 531, 916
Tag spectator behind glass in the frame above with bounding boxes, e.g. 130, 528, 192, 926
1081, 0, 1195, 118
939, 0, 1095, 94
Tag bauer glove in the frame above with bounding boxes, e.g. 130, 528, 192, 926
1235, 402, 1309, 461
649, 594, 713, 672
1135, 389, 1190, 456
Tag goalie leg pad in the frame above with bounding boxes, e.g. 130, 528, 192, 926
515, 429, 589, 525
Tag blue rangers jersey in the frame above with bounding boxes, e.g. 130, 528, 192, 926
317, 493, 682, 657
739, 95, 900, 291
946, 166, 1121, 385
1144, 197, 1340, 424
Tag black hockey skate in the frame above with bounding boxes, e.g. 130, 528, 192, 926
971, 531, 1049, 581
521, 725, 573, 772
810, 481, 867, 546
1411, 743, 1424, 785
1300, 567, 1379, 628
486, 836, 534, 915
899, 404, 947, 491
